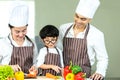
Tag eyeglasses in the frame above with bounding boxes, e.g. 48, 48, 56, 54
44, 39, 57, 44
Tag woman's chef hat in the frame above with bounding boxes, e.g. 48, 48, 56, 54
75, 0, 100, 18
9, 4, 29, 27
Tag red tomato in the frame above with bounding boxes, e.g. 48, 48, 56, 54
74, 77, 84, 80
76, 72, 84, 76
74, 72, 85, 80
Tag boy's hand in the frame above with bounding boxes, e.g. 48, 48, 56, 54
29, 66, 38, 75
51, 65, 62, 73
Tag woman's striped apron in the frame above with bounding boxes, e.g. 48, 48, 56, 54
9, 35, 34, 73
41, 47, 61, 76
63, 24, 91, 77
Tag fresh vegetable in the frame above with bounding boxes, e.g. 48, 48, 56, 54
64, 61, 86, 80
0, 65, 14, 80
56, 76, 61, 79
74, 72, 86, 80
75, 76, 84, 80
71, 65, 82, 74
26, 73, 36, 78
15, 71, 24, 80
26, 71, 37, 78
7, 77, 13, 80
45, 73, 57, 79
66, 73, 74, 80
64, 66, 72, 79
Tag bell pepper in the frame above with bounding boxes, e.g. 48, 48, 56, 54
71, 65, 82, 74
66, 73, 74, 80
74, 72, 86, 80
64, 66, 72, 80
15, 71, 24, 80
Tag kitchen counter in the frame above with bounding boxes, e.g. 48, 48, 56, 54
24, 76, 91, 80
24, 76, 120, 80
24, 76, 62, 80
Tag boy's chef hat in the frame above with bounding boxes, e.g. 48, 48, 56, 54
9, 4, 29, 27
75, 0, 100, 18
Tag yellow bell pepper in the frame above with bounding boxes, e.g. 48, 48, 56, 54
66, 73, 74, 80
15, 71, 24, 80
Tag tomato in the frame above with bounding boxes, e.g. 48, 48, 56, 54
76, 72, 84, 76
74, 72, 85, 80
75, 77, 84, 80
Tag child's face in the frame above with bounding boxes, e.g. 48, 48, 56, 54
43, 37, 57, 48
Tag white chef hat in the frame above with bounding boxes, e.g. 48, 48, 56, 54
75, 0, 100, 18
9, 4, 29, 27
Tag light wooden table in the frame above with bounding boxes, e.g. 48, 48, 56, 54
24, 76, 63, 80
24, 76, 91, 80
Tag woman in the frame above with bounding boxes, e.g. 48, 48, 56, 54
57, 0, 108, 80
0, 5, 38, 73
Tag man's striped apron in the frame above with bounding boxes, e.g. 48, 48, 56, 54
63, 24, 91, 77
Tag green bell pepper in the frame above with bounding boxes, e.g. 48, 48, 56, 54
71, 65, 82, 74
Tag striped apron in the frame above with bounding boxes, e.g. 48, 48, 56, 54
63, 24, 91, 77
41, 47, 61, 76
9, 35, 34, 73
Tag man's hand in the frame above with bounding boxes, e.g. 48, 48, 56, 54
90, 73, 104, 80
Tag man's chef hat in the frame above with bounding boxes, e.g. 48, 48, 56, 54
9, 4, 29, 27
75, 0, 100, 18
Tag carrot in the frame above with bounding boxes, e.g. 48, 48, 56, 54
26, 73, 36, 78
45, 73, 57, 79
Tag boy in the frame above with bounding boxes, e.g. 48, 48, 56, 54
36, 25, 64, 76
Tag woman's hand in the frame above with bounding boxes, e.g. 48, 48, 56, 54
51, 65, 62, 73
10, 64, 21, 72
89, 73, 104, 80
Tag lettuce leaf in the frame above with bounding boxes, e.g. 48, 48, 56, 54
0, 65, 14, 80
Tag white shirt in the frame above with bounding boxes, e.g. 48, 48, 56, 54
36, 47, 64, 68
0, 34, 38, 65
57, 22, 108, 77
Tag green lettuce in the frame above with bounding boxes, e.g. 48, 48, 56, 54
0, 65, 14, 80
